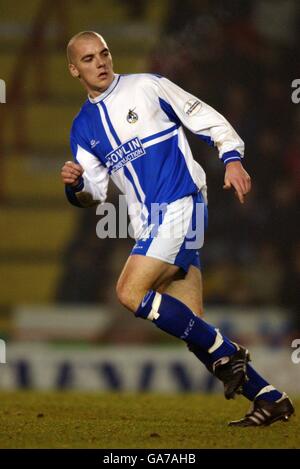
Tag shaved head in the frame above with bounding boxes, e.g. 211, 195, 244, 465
67, 31, 107, 64
66, 31, 114, 97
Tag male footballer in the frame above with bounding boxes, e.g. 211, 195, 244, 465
61, 31, 294, 426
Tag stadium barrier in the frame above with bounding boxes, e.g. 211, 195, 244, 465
0, 344, 299, 393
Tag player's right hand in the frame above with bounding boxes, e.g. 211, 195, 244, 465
61, 161, 84, 186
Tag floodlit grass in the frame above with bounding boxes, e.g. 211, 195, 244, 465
0, 392, 298, 449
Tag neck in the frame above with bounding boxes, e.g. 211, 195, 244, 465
87, 75, 115, 99
88, 74, 119, 104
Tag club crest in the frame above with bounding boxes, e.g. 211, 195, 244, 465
127, 108, 138, 124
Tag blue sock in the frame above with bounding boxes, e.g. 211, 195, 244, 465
135, 290, 236, 361
187, 343, 212, 372
187, 343, 283, 402
242, 364, 282, 402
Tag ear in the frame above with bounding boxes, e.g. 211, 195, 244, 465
69, 63, 80, 78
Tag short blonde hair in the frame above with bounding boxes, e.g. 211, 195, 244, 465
66, 31, 106, 63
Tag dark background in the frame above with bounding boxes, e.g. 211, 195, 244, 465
0, 0, 299, 342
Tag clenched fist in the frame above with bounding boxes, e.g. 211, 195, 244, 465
61, 161, 84, 186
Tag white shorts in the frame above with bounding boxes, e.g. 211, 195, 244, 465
130, 191, 208, 272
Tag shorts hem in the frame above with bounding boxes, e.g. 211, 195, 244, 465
130, 251, 198, 273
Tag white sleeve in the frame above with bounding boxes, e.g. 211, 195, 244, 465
75, 144, 109, 204
157, 76, 244, 164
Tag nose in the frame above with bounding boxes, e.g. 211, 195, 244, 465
95, 56, 105, 68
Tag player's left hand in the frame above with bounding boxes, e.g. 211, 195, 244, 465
223, 161, 251, 204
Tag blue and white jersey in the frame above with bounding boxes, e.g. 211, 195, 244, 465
68, 73, 244, 239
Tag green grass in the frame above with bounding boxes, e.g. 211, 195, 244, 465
0, 392, 298, 449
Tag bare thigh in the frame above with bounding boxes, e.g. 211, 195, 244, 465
116, 254, 180, 312
157, 265, 204, 317
116, 252, 204, 316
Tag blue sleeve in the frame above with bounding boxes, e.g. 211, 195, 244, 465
65, 118, 89, 208
65, 178, 84, 208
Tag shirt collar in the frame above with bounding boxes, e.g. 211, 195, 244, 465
88, 74, 120, 104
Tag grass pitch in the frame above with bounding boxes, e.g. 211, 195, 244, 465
0, 392, 299, 449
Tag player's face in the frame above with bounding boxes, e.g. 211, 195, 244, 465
69, 36, 114, 97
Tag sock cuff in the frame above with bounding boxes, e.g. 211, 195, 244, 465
148, 292, 162, 320
255, 385, 276, 399
208, 328, 224, 353
135, 290, 162, 320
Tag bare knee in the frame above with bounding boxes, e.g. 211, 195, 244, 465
116, 255, 179, 314
116, 279, 145, 313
